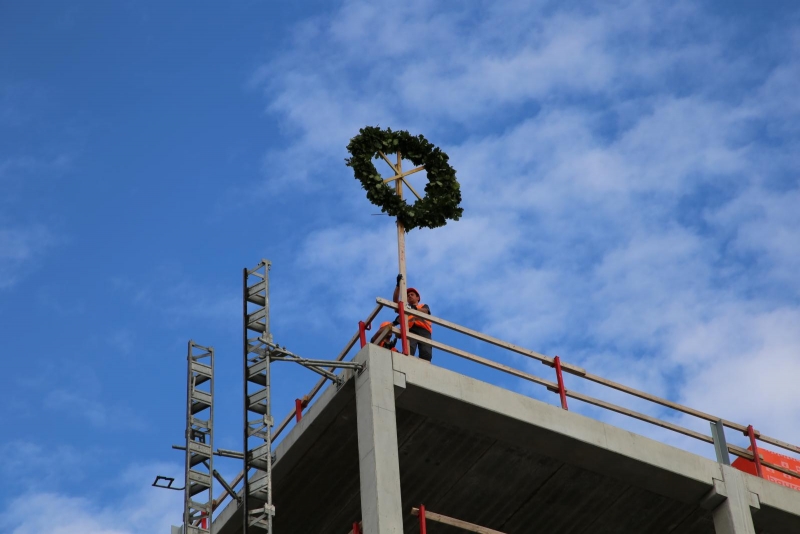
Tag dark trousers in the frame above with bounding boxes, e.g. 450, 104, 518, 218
409, 326, 433, 361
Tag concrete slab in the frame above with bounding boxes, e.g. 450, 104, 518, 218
212, 347, 800, 534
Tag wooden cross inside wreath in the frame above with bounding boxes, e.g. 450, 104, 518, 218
346, 126, 463, 297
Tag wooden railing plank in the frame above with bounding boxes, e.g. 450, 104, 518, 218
411, 507, 505, 534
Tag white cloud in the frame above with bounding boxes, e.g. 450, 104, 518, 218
0, 462, 183, 534
253, 0, 800, 462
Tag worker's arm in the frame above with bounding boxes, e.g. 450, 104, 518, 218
392, 273, 402, 303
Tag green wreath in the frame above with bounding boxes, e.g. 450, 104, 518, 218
345, 126, 463, 231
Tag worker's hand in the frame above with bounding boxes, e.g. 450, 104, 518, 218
396, 273, 403, 287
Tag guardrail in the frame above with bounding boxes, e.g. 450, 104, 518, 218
374, 297, 800, 482
212, 297, 800, 518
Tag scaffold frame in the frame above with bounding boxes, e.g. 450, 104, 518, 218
184, 340, 215, 534
243, 260, 275, 533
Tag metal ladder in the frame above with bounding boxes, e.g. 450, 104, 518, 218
242, 260, 275, 533
184, 341, 215, 533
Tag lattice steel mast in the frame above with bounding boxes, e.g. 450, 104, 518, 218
242, 260, 275, 533
184, 341, 215, 534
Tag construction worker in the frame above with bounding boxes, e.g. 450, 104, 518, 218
392, 274, 433, 362
370, 321, 398, 351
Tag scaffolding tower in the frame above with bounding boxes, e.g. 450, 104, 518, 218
184, 341, 215, 534
242, 260, 275, 533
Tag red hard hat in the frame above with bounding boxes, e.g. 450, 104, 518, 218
407, 287, 420, 298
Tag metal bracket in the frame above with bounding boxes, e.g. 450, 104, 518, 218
249, 504, 276, 517
710, 419, 731, 465
152, 475, 184, 491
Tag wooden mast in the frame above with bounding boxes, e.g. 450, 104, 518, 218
395, 150, 408, 298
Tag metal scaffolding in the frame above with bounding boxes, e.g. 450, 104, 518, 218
184, 340, 215, 534
243, 260, 275, 533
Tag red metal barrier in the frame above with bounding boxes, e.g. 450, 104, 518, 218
554, 355, 568, 410
358, 321, 367, 348
398, 302, 410, 356
747, 425, 764, 478
419, 504, 426, 534
295, 399, 303, 422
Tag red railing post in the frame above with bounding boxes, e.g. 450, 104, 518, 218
358, 321, 367, 348
554, 356, 568, 410
746, 425, 764, 478
398, 302, 410, 356
201, 513, 207, 529
295, 399, 303, 422
352, 521, 360, 534
419, 504, 426, 534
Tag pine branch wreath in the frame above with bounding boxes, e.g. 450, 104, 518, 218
346, 126, 463, 231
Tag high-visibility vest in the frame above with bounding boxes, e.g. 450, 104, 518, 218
378, 336, 397, 350
408, 303, 432, 333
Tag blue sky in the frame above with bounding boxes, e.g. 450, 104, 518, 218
2, 1, 800, 532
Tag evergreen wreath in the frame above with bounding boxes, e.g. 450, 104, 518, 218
346, 126, 463, 231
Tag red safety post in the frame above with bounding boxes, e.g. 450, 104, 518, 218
352, 521, 360, 534
358, 320, 367, 348
746, 425, 764, 478
397, 302, 410, 356
201, 513, 207, 529
554, 356, 568, 410
419, 504, 427, 534
295, 399, 303, 422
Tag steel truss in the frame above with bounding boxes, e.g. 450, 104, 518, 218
242, 260, 364, 534
243, 260, 275, 533
184, 341, 215, 534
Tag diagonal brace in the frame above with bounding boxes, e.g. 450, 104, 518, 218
213, 469, 241, 503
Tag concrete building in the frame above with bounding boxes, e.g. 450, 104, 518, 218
212, 344, 800, 534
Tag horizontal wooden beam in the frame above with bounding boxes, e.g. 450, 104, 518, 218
396, 328, 557, 391
567, 390, 714, 444
382, 165, 425, 184
411, 507, 506, 534
376, 298, 585, 374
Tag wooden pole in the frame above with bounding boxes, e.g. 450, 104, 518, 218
396, 150, 407, 299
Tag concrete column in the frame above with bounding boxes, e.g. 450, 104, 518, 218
712, 465, 759, 534
355, 345, 404, 534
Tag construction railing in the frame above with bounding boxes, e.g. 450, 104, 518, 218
210, 297, 800, 517
374, 297, 800, 482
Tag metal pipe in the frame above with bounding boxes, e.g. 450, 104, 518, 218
554, 356, 568, 410
747, 425, 764, 478
398, 302, 409, 356
358, 321, 367, 348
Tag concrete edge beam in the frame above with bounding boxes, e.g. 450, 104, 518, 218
391, 353, 722, 503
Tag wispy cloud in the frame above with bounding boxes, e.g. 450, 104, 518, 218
112, 272, 240, 331
252, 0, 800, 454
0, 226, 56, 289
0, 462, 183, 534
